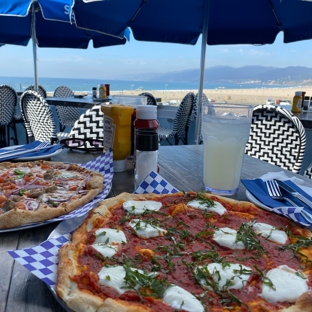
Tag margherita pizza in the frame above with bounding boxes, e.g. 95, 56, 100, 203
0, 161, 104, 229
56, 192, 312, 312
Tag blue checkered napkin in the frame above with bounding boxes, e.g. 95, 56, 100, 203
134, 171, 179, 194
79, 149, 114, 177
242, 178, 312, 227
8, 170, 178, 289
269, 206, 311, 227
8, 234, 70, 287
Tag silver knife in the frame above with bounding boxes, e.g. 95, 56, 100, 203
274, 179, 312, 210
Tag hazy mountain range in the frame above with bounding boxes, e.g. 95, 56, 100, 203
119, 66, 312, 85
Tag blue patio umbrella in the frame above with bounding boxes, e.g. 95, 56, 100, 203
72, 0, 312, 44
72, 0, 312, 143
0, 0, 129, 91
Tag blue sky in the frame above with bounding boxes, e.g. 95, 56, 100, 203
1, 32, 312, 80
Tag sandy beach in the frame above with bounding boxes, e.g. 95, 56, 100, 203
111, 86, 312, 106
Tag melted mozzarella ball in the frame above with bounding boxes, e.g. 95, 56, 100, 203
261, 265, 308, 303
123, 200, 162, 214
213, 227, 245, 249
129, 219, 167, 238
253, 222, 287, 244
196, 263, 252, 290
187, 200, 226, 215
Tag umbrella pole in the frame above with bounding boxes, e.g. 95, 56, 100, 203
32, 40, 38, 92
195, 0, 210, 145
31, 5, 38, 92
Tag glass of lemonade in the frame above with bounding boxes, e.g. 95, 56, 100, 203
202, 103, 253, 195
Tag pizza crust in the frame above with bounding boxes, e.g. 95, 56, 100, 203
0, 188, 101, 228
57, 244, 106, 312
57, 243, 152, 312
282, 291, 312, 312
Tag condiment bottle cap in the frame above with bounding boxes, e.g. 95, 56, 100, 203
136, 105, 157, 120
295, 91, 302, 96
136, 129, 158, 151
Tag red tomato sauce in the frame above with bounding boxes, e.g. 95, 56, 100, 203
75, 193, 311, 311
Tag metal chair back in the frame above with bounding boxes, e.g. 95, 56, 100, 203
53, 86, 80, 131
245, 104, 306, 174
20, 90, 59, 144
138, 92, 157, 105
193, 93, 210, 144
25, 84, 47, 98
158, 92, 194, 145
0, 85, 17, 126
0, 85, 18, 146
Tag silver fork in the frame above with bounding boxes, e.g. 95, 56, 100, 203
0, 142, 50, 159
266, 180, 298, 207
266, 180, 312, 223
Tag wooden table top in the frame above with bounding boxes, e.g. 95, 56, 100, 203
1, 145, 312, 312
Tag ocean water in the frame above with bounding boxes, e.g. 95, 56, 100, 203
0, 76, 292, 93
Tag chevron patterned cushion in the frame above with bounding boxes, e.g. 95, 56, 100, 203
303, 165, 312, 179
68, 106, 103, 149
245, 104, 306, 174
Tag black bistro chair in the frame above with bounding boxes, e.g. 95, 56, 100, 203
53, 86, 81, 131
138, 92, 157, 106
0, 85, 18, 146
158, 92, 194, 145
192, 93, 210, 144
245, 104, 306, 174
25, 84, 47, 98
20, 90, 69, 144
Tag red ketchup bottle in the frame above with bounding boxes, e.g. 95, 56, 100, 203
133, 105, 159, 167
134, 105, 159, 132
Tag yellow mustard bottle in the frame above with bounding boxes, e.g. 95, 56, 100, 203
291, 91, 302, 113
99, 84, 106, 99
101, 104, 134, 172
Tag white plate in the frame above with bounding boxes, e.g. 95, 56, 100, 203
246, 190, 272, 211
1, 145, 62, 161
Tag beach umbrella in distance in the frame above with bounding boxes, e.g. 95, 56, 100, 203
0, 0, 129, 91
73, 0, 312, 143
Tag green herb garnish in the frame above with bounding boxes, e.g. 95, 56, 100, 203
235, 221, 266, 257
278, 233, 312, 267
123, 266, 169, 299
